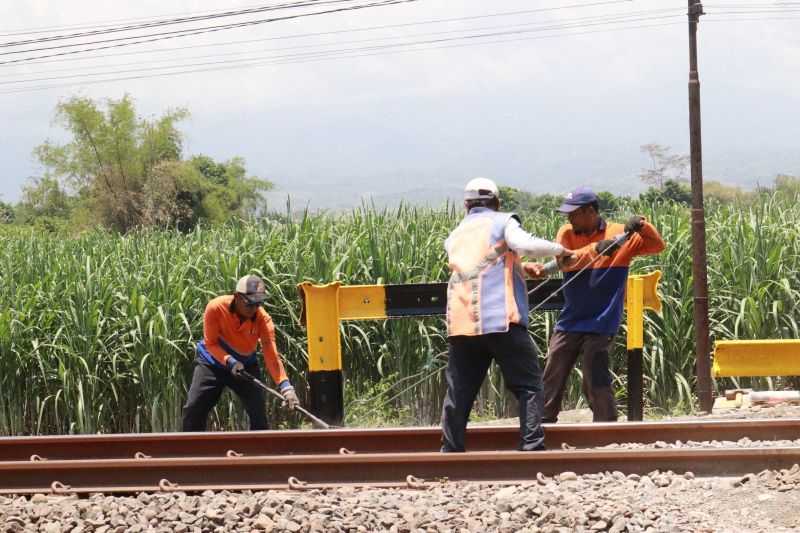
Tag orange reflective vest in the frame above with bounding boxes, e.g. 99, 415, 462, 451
445, 207, 528, 337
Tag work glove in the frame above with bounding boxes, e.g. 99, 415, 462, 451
595, 239, 621, 257
624, 215, 645, 234
228, 360, 247, 380
281, 386, 300, 411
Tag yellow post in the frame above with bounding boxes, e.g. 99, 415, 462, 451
624, 271, 661, 421
298, 282, 343, 372
626, 276, 645, 351
297, 282, 344, 425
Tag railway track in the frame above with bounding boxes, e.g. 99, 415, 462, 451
1, 419, 798, 494
2, 418, 798, 460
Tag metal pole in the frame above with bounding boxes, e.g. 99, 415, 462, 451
687, 0, 713, 412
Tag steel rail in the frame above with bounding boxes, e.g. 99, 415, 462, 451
2, 447, 800, 495
1, 418, 798, 461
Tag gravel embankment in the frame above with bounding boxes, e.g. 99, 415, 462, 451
2, 466, 799, 532
595, 437, 800, 450
3, 404, 800, 532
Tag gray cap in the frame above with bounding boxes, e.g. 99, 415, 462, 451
235, 275, 267, 303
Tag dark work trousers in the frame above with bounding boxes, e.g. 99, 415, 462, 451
441, 324, 545, 452
182, 360, 267, 431
542, 330, 617, 423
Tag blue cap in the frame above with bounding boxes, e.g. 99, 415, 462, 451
557, 187, 598, 214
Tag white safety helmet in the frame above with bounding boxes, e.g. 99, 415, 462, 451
463, 177, 499, 201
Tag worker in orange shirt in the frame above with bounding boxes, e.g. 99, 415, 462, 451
525, 187, 665, 423
182, 275, 299, 431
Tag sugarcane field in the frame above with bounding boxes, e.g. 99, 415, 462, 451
2, 1, 800, 532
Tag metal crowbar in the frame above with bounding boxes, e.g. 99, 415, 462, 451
242, 373, 333, 430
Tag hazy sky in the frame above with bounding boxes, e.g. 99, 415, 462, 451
1, 0, 798, 208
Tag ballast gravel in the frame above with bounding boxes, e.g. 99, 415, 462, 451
1, 467, 799, 532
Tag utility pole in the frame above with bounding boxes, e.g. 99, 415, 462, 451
687, 0, 712, 412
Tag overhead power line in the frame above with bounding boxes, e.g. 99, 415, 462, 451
0, 0, 417, 63
0, 0, 362, 48
0, 0, 654, 67
0, 1, 334, 38
1, 0, 638, 40
0, 18, 684, 95
5, 1, 657, 69
0, 8, 685, 77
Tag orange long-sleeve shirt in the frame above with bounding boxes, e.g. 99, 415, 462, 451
199, 295, 289, 385
558, 219, 665, 272
553, 218, 665, 335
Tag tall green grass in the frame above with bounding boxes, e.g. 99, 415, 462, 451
1, 192, 799, 434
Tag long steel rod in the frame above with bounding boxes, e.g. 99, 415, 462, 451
243, 373, 332, 429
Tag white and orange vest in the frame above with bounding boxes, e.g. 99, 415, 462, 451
445, 207, 528, 337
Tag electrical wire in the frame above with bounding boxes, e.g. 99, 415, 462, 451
0, 9, 686, 79
0, 1, 362, 48
3, 1, 658, 69
0, 1, 325, 37
0, 13, 685, 86
0, 0, 417, 63
0, 19, 683, 95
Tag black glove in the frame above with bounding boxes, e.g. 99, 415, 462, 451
228, 360, 247, 379
624, 215, 645, 234
595, 239, 621, 257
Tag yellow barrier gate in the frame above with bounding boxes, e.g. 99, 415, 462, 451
299, 272, 661, 425
713, 340, 800, 378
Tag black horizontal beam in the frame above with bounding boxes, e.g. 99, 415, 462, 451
385, 279, 564, 318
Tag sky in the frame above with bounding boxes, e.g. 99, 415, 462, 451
1, 0, 798, 209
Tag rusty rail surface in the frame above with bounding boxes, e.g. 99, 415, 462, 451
2, 447, 800, 495
1, 418, 798, 461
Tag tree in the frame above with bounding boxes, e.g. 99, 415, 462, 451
498, 186, 534, 212
190, 155, 273, 220
597, 191, 621, 213
140, 161, 208, 231
33, 95, 272, 232
498, 186, 567, 214
0, 200, 14, 224
639, 144, 689, 190
640, 179, 692, 206
34, 95, 187, 232
17, 176, 71, 219
703, 180, 752, 204
774, 174, 800, 198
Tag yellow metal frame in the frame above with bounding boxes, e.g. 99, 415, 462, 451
338, 285, 387, 320
713, 340, 800, 378
300, 270, 662, 372
297, 282, 390, 372
297, 282, 343, 372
